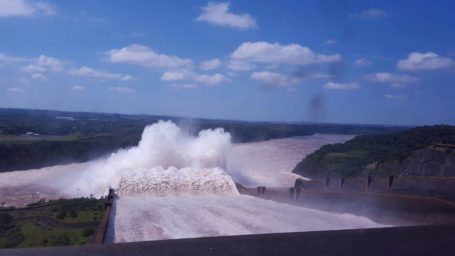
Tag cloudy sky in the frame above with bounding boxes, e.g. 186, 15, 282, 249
1, 0, 454, 125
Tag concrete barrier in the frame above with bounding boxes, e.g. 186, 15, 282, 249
93, 188, 115, 244
3, 224, 455, 256
294, 176, 455, 201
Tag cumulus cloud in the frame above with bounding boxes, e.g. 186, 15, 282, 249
250, 71, 303, 86
199, 58, 222, 70
67, 66, 133, 81
353, 9, 387, 20
196, 2, 256, 30
397, 52, 455, 71
0, 53, 30, 62
230, 41, 341, 69
227, 60, 255, 71
323, 82, 360, 90
109, 86, 135, 93
105, 44, 193, 69
161, 71, 229, 86
5, 52, 134, 82
364, 72, 419, 86
21, 64, 46, 73
19, 55, 65, 73
0, 0, 55, 17
354, 58, 372, 66
35, 55, 65, 71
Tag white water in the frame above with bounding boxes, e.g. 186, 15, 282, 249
107, 194, 382, 243
0, 121, 384, 242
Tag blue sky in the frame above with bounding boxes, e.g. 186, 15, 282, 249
1, 0, 454, 125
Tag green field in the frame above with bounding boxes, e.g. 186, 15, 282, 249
17, 222, 94, 247
0, 198, 104, 248
0, 135, 80, 145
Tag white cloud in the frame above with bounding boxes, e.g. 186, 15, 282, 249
227, 60, 255, 71
170, 83, 199, 89
31, 73, 47, 80
67, 66, 133, 81
365, 72, 419, 84
191, 73, 228, 85
105, 44, 193, 69
6, 87, 27, 93
196, 2, 256, 30
385, 94, 407, 100
4, 52, 134, 82
323, 39, 337, 46
161, 71, 229, 86
199, 58, 222, 70
17, 55, 64, 74
397, 52, 455, 71
36, 55, 65, 71
71, 85, 85, 91
323, 82, 360, 90
250, 71, 303, 86
354, 58, 372, 66
21, 64, 46, 73
109, 86, 135, 93
0, 53, 30, 62
161, 71, 186, 81
230, 41, 341, 68
353, 9, 387, 20
0, 0, 55, 17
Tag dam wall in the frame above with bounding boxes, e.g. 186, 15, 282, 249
237, 179, 455, 225
294, 176, 455, 201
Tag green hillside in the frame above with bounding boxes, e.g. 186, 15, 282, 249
293, 125, 455, 178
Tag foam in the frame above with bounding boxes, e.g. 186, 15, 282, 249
107, 194, 385, 242
115, 167, 238, 196
59, 120, 236, 197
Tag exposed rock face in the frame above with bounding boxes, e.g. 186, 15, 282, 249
398, 147, 455, 177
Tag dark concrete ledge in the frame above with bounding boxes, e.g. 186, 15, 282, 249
2, 224, 455, 256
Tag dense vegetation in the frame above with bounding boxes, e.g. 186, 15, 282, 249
0, 198, 104, 248
0, 108, 404, 172
293, 125, 455, 178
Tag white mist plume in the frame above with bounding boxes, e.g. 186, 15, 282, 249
61, 121, 237, 196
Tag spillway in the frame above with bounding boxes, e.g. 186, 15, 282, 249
106, 194, 383, 243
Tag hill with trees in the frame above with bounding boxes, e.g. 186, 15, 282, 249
293, 125, 455, 178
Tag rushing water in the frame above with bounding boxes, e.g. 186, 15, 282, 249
106, 194, 382, 243
0, 121, 382, 242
